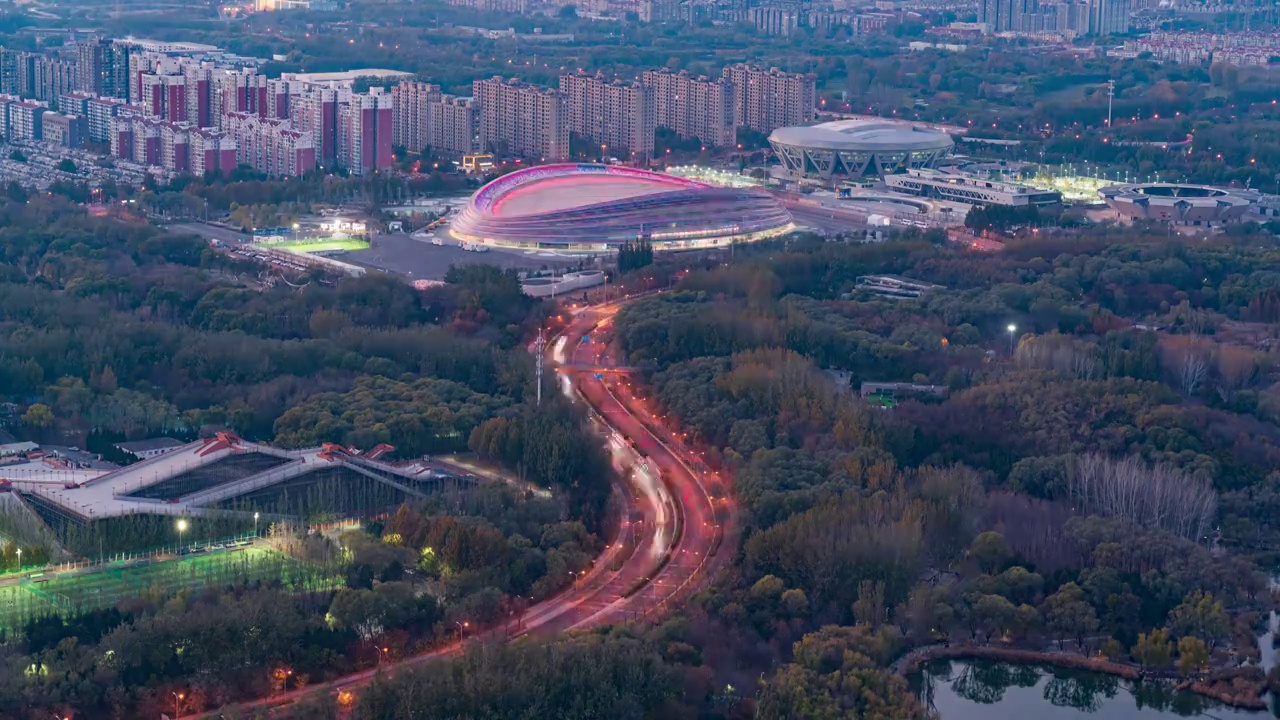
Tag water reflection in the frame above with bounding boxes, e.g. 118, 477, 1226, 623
944, 661, 1039, 704
1042, 670, 1119, 712
1259, 610, 1278, 673
915, 660, 1277, 719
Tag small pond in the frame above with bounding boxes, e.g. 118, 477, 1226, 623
913, 659, 1279, 720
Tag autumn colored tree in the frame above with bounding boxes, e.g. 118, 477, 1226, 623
1132, 628, 1173, 670
1177, 636, 1210, 676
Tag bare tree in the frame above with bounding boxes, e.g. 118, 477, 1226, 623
1063, 454, 1216, 541
1177, 348, 1209, 397
1159, 335, 1214, 398
1015, 333, 1099, 380
1172, 348, 1203, 394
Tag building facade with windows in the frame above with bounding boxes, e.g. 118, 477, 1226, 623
473, 76, 568, 161
641, 69, 735, 148
561, 71, 655, 160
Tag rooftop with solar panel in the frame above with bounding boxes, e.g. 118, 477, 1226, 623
0, 433, 467, 525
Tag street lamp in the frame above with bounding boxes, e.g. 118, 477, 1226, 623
176, 519, 188, 550
253, 512, 260, 538
14, 548, 20, 572
455, 620, 469, 644
292, 223, 299, 243
172, 691, 184, 717
1007, 324, 1018, 354
376, 646, 388, 665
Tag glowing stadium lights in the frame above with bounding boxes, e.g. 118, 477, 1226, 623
449, 164, 794, 253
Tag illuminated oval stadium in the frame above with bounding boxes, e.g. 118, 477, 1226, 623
449, 164, 795, 253
769, 119, 954, 181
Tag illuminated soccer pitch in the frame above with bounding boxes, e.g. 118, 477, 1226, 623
273, 238, 370, 253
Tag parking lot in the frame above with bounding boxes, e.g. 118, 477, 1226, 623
346, 233, 580, 280
168, 221, 588, 281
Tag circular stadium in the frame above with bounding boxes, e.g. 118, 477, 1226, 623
769, 119, 954, 182
1098, 183, 1259, 225
449, 164, 795, 253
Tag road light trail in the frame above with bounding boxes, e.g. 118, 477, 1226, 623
190, 294, 730, 718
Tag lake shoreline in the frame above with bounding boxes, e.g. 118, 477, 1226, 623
901, 644, 1270, 711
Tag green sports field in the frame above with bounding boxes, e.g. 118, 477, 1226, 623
272, 237, 370, 253
0, 546, 339, 631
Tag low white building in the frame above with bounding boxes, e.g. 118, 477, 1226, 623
115, 437, 185, 461
884, 168, 1062, 207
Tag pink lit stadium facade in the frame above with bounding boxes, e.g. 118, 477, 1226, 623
449, 164, 796, 252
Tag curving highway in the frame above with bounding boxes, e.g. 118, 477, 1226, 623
192, 296, 728, 718
553, 302, 726, 628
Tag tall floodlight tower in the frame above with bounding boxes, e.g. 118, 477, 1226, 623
1107, 79, 1115, 129
534, 328, 547, 407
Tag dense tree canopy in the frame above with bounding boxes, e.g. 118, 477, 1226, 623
611, 231, 1276, 709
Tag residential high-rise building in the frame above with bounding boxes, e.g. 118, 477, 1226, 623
472, 76, 568, 161
291, 87, 338, 165
1089, 0, 1130, 35
7, 100, 47, 140
641, 69, 735, 147
983, 0, 1121, 34
721, 64, 815, 136
639, 0, 682, 22
159, 121, 191, 173
392, 80, 440, 153
427, 95, 479, 158
111, 115, 175, 167
443, 0, 528, 13
129, 51, 198, 106
134, 70, 193, 123
109, 115, 136, 162
0, 95, 14, 139
1065, 1, 1092, 32
107, 104, 146, 158
164, 74, 188, 122
224, 112, 316, 176
184, 64, 215, 127
189, 128, 238, 176
86, 96, 125, 143
0, 50, 29, 96
34, 57, 76, 106
560, 71, 655, 161
75, 37, 107, 95
105, 40, 133, 99
337, 89, 394, 175
980, 0, 1013, 31
110, 114, 237, 176
12, 51, 36, 98
139, 73, 164, 118
219, 69, 268, 117
135, 119, 160, 165
267, 79, 302, 120
749, 6, 801, 36
59, 91, 92, 117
